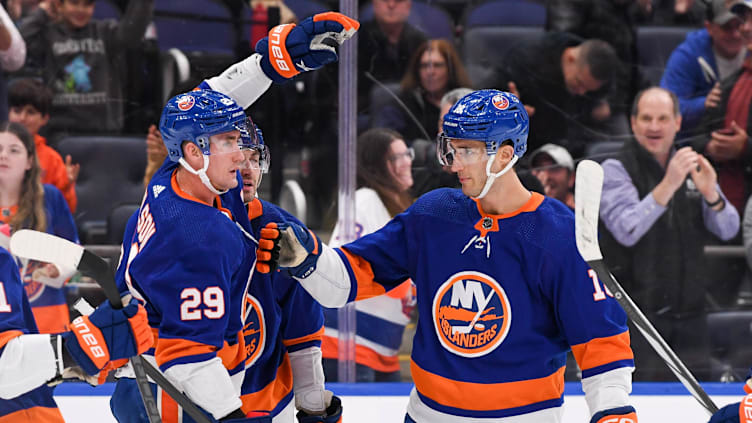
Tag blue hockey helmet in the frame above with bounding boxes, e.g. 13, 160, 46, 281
439, 89, 529, 165
240, 123, 270, 174
160, 90, 251, 162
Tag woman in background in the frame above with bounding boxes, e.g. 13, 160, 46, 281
372, 39, 473, 145
0, 121, 77, 333
322, 128, 416, 382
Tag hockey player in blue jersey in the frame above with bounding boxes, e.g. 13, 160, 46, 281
237, 127, 342, 422
0, 245, 152, 421
110, 11, 359, 423
261, 89, 639, 422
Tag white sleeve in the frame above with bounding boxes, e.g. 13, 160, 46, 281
0, 4, 25, 71
0, 334, 57, 399
289, 346, 326, 413
581, 367, 633, 417
204, 53, 273, 109
163, 357, 242, 420
295, 245, 352, 308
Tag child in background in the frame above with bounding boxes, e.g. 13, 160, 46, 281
8, 77, 77, 212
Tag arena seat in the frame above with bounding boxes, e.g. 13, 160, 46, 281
359, 1, 456, 40
707, 310, 752, 381
584, 140, 623, 163
461, 26, 544, 88
463, 0, 546, 27
93, 0, 121, 20
106, 203, 141, 245
55, 136, 146, 244
636, 26, 692, 86
154, 0, 236, 55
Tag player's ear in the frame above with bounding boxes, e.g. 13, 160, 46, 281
493, 143, 515, 169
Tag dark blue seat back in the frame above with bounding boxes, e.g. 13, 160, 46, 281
636, 26, 692, 86
359, 1, 455, 40
154, 0, 235, 54
464, 0, 546, 27
56, 135, 146, 243
461, 26, 544, 88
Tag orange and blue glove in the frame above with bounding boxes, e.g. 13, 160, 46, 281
257, 222, 281, 274
255, 12, 359, 83
62, 297, 152, 375
591, 406, 637, 423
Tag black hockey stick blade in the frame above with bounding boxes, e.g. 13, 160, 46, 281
9, 230, 211, 423
574, 160, 719, 415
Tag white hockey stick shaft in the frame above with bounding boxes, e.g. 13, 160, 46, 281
574, 160, 718, 415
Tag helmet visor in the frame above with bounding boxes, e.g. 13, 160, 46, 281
437, 133, 487, 167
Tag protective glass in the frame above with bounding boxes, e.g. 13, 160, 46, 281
437, 133, 487, 166
240, 145, 270, 173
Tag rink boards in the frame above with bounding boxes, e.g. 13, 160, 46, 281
54, 382, 742, 422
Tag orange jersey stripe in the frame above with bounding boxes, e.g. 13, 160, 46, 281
282, 326, 324, 347
31, 304, 69, 334
155, 337, 216, 367
385, 280, 412, 299
0, 330, 22, 349
0, 406, 65, 422
570, 331, 633, 372
217, 331, 246, 370
321, 336, 400, 373
411, 360, 565, 411
339, 248, 386, 301
240, 354, 293, 413
160, 387, 180, 423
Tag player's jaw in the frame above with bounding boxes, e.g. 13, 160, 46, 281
206, 150, 244, 191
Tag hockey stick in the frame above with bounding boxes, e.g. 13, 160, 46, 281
8, 230, 212, 423
573, 160, 719, 415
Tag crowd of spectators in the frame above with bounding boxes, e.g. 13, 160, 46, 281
5, 0, 752, 383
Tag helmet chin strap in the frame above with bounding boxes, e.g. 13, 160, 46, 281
178, 155, 228, 196
473, 154, 519, 200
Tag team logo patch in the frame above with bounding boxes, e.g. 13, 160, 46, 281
243, 294, 266, 367
492, 94, 509, 110
432, 271, 511, 357
176, 95, 195, 111
22, 260, 46, 302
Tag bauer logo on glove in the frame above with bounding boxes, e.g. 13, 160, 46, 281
257, 11, 360, 83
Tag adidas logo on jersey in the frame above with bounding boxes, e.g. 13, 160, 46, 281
432, 271, 511, 358
152, 185, 165, 199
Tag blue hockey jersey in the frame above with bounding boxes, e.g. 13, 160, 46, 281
239, 199, 324, 416
0, 247, 64, 421
333, 189, 634, 419
0, 184, 78, 335
117, 159, 254, 374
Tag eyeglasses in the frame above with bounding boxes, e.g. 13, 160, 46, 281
388, 147, 415, 163
419, 61, 447, 71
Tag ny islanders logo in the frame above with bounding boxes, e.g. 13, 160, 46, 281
432, 271, 511, 357
176, 95, 195, 111
243, 294, 266, 367
22, 260, 46, 302
492, 94, 509, 110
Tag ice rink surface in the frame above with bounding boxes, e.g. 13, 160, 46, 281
54, 382, 742, 422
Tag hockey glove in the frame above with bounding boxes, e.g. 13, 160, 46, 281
257, 222, 281, 273
277, 222, 322, 279
62, 297, 153, 375
255, 12, 359, 83
297, 395, 343, 423
590, 406, 638, 423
